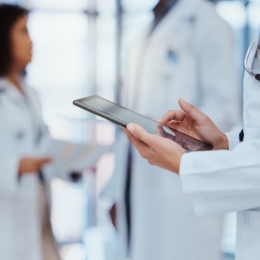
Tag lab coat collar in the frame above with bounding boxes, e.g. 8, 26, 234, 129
169, 0, 202, 20
0, 77, 29, 104
247, 29, 260, 70
147, 0, 202, 46
152, 0, 178, 17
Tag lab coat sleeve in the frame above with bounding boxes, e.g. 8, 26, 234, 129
196, 17, 240, 132
225, 131, 240, 150
180, 139, 260, 217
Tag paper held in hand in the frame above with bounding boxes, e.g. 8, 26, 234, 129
38, 136, 113, 172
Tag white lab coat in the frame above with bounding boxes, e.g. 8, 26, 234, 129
0, 78, 67, 260
104, 0, 240, 259
180, 37, 260, 260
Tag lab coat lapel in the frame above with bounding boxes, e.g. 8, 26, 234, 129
24, 87, 44, 146
126, 31, 149, 109
0, 78, 44, 148
243, 48, 260, 138
0, 78, 35, 109
247, 29, 260, 70
127, 0, 201, 109
0, 78, 24, 105
147, 0, 201, 48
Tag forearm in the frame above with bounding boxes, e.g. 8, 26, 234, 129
180, 139, 260, 216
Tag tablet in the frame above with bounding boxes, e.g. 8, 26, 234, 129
73, 95, 212, 151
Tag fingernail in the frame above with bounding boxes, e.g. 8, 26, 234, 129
179, 97, 186, 103
127, 124, 135, 133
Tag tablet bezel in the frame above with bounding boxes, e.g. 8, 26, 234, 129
73, 95, 156, 128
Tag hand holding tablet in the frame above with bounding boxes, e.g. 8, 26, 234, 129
73, 95, 212, 152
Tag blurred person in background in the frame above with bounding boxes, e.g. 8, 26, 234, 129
0, 4, 62, 260
105, 0, 240, 259
0, 4, 79, 260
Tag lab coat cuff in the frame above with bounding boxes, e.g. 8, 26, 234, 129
225, 131, 240, 150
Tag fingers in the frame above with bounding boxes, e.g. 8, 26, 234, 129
166, 121, 182, 129
121, 126, 150, 158
19, 157, 52, 175
121, 126, 148, 149
39, 158, 52, 164
126, 124, 154, 145
30, 158, 52, 171
156, 126, 175, 141
178, 98, 206, 124
159, 98, 204, 125
156, 125, 167, 138
159, 110, 186, 125
35, 157, 52, 168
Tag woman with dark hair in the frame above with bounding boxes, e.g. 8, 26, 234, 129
0, 4, 62, 260
0, 4, 28, 76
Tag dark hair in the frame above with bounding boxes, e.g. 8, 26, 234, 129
0, 4, 29, 76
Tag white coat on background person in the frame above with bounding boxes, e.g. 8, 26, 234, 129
122, 28, 260, 260
0, 5, 110, 259
0, 76, 108, 260
104, 0, 240, 259
0, 77, 66, 260
0, 5, 65, 259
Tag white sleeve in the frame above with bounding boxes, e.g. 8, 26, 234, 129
180, 139, 260, 217
195, 18, 240, 132
225, 131, 240, 150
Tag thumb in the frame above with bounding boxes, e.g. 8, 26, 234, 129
178, 98, 205, 124
38, 157, 52, 165
127, 123, 153, 144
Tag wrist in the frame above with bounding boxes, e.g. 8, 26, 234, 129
172, 150, 185, 174
213, 133, 229, 150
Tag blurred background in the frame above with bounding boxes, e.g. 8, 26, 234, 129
1, 0, 260, 259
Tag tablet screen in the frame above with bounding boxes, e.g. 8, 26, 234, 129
82, 97, 159, 134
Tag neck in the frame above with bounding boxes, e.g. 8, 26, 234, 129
154, 0, 179, 17
5, 66, 24, 93
159, 0, 178, 6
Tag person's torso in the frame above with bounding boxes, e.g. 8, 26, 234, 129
127, 0, 225, 199
235, 42, 260, 260
126, 1, 224, 260
0, 78, 45, 156
0, 78, 46, 259
126, 0, 202, 116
